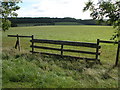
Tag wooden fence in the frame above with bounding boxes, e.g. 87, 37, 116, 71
30, 38, 101, 62
8, 34, 120, 66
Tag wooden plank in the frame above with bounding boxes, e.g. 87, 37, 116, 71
96, 39, 100, 60
30, 39, 97, 45
15, 39, 19, 49
30, 51, 97, 61
63, 49, 100, 55
99, 40, 118, 44
31, 35, 34, 53
30, 39, 100, 48
30, 45, 100, 55
14, 34, 20, 51
30, 45, 61, 51
8, 35, 32, 38
61, 44, 64, 56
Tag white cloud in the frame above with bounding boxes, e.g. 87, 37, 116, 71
16, 0, 99, 19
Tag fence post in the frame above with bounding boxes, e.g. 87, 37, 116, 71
61, 44, 64, 56
15, 34, 20, 51
96, 39, 99, 60
31, 35, 34, 54
15, 35, 18, 49
115, 41, 120, 66
96, 39, 101, 64
18, 34, 20, 51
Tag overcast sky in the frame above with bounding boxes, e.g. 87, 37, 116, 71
16, 0, 99, 19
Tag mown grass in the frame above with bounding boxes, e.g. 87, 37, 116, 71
2, 25, 119, 88
3, 25, 114, 42
2, 48, 118, 88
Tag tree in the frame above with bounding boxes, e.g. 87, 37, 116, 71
1, 0, 21, 31
83, 0, 120, 41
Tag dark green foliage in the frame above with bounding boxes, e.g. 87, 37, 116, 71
8, 17, 107, 26
1, 1, 21, 31
83, 0, 120, 41
11, 22, 17, 27
2, 18, 11, 31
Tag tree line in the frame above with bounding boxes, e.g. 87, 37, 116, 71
8, 17, 107, 27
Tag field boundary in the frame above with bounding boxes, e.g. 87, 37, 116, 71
30, 38, 101, 62
8, 34, 120, 65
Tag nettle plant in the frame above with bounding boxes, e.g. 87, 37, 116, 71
83, 0, 120, 41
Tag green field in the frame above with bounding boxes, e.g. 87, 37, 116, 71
2, 25, 118, 63
16, 22, 81, 26
2, 25, 114, 41
2, 25, 119, 88
2, 25, 115, 48
55, 22, 81, 25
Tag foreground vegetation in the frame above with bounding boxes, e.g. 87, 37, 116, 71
2, 48, 118, 88
2, 25, 119, 88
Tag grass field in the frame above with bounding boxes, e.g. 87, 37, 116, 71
2, 25, 114, 41
2, 25, 119, 88
55, 22, 81, 25
2, 25, 118, 63
17, 22, 81, 26
2, 25, 114, 48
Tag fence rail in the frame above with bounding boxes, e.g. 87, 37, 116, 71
30, 45, 100, 55
99, 40, 118, 44
8, 35, 32, 38
30, 39, 100, 48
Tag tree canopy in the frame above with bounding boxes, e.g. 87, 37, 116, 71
83, 0, 120, 41
1, 0, 21, 31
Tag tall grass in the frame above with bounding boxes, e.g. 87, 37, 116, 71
2, 48, 118, 88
